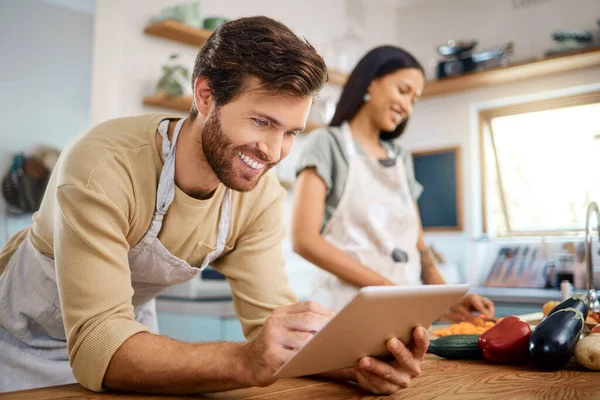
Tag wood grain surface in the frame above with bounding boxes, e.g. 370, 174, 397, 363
2, 355, 597, 400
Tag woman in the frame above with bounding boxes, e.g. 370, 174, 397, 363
291, 46, 494, 322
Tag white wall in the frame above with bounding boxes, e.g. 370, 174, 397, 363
392, 0, 600, 281
0, 0, 94, 244
90, 0, 400, 184
395, 0, 600, 79
90, 0, 399, 124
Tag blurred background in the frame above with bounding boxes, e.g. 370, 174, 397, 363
1, 0, 599, 341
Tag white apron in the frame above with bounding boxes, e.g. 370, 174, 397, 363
310, 122, 421, 312
0, 118, 232, 392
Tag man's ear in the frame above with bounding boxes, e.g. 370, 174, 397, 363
193, 76, 214, 117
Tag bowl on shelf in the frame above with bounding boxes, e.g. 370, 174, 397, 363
437, 40, 477, 57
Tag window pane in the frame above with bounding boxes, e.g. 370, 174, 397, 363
483, 124, 508, 236
487, 102, 600, 234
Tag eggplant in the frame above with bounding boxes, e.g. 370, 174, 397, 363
547, 293, 589, 319
529, 307, 585, 370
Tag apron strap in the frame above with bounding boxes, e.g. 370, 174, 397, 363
157, 120, 170, 161
341, 122, 397, 159
156, 118, 186, 214
341, 122, 358, 157
141, 117, 231, 265
382, 141, 397, 159
138, 118, 186, 246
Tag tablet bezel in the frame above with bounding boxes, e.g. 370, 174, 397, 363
273, 284, 470, 379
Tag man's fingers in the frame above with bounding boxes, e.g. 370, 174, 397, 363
386, 338, 413, 367
385, 337, 423, 376
408, 327, 429, 360
355, 368, 401, 394
281, 312, 331, 333
358, 357, 411, 389
354, 369, 384, 394
275, 329, 315, 351
279, 301, 335, 317
262, 344, 296, 376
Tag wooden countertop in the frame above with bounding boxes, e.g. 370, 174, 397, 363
2, 355, 596, 400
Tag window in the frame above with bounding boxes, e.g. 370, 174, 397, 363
480, 91, 600, 236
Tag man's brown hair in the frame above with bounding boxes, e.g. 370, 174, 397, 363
190, 16, 328, 118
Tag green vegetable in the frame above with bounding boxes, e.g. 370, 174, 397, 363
427, 334, 483, 360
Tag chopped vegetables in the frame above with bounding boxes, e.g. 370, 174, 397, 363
433, 318, 496, 337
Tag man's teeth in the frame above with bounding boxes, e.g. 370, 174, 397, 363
237, 152, 265, 170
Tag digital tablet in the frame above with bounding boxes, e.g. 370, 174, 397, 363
273, 284, 469, 379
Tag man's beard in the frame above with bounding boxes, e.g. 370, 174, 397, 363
201, 109, 276, 192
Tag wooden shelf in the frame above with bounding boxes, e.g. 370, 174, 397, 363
144, 19, 212, 47
421, 47, 600, 99
144, 19, 349, 87
144, 22, 600, 100
328, 69, 348, 87
143, 92, 192, 112
143, 92, 325, 133
305, 121, 326, 132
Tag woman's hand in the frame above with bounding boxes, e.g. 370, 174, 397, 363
440, 294, 495, 323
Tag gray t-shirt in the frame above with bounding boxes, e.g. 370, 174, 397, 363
295, 125, 423, 231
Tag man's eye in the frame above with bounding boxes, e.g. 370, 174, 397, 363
285, 131, 297, 137
254, 119, 269, 127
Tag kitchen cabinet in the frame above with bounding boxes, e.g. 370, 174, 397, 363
472, 286, 562, 316
1, 214, 32, 247
157, 311, 245, 342
156, 295, 245, 342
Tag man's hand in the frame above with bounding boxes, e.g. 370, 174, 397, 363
442, 294, 495, 323
240, 301, 334, 387
347, 326, 428, 395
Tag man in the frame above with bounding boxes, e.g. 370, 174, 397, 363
0, 16, 427, 395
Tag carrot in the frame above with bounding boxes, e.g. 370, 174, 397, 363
433, 320, 497, 337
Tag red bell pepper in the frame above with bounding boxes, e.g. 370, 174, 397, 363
478, 316, 532, 364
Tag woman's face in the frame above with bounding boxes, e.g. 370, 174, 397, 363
365, 68, 425, 132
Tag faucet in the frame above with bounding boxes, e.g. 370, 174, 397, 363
585, 202, 600, 312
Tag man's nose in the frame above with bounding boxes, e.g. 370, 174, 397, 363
257, 134, 284, 163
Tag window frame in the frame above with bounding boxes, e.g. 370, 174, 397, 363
479, 90, 600, 237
